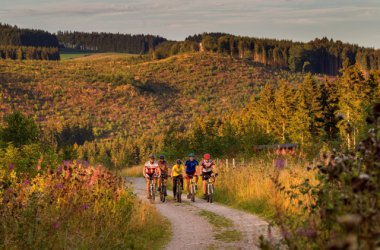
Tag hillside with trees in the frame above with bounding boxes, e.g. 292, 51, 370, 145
56, 31, 167, 54
154, 33, 380, 75
0, 52, 379, 168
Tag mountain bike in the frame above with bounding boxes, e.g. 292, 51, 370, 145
206, 175, 216, 203
159, 174, 167, 203
175, 175, 183, 203
188, 175, 197, 202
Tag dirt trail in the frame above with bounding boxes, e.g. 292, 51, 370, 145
128, 178, 281, 250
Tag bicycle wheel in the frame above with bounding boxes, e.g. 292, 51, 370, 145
161, 184, 166, 202
191, 184, 195, 202
208, 184, 213, 203
151, 184, 155, 202
177, 184, 182, 203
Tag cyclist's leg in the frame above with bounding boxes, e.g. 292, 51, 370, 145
180, 177, 184, 189
185, 175, 190, 193
157, 177, 161, 191
173, 177, 177, 197
146, 177, 151, 197
202, 174, 207, 195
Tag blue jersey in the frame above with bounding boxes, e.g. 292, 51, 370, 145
185, 160, 198, 173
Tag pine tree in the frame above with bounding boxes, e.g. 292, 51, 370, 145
337, 65, 370, 148
320, 77, 340, 140
250, 84, 275, 135
273, 81, 294, 142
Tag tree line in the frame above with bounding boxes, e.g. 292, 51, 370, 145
0, 45, 60, 60
154, 33, 380, 75
56, 31, 167, 54
0, 23, 59, 48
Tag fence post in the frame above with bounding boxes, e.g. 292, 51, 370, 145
233, 158, 235, 168
226, 159, 229, 169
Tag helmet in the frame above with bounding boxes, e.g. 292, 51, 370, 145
159, 155, 165, 160
149, 154, 155, 159
204, 153, 211, 160
176, 159, 182, 164
188, 153, 195, 158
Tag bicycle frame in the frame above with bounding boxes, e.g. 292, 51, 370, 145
160, 175, 167, 202
176, 177, 182, 203
206, 176, 215, 203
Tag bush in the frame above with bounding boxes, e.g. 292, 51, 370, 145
0, 112, 39, 147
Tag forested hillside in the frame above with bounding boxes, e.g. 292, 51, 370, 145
0, 52, 378, 168
155, 33, 380, 75
56, 31, 167, 53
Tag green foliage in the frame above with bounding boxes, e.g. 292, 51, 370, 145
0, 112, 39, 147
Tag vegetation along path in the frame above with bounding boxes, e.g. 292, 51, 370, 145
128, 178, 282, 250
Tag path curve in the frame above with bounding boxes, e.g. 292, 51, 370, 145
128, 178, 281, 250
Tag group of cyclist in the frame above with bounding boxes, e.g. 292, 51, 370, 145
142, 153, 218, 200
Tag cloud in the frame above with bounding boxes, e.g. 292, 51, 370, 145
1, 2, 134, 17
0, 0, 379, 47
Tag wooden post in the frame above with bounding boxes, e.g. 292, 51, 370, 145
233, 158, 235, 168
226, 159, 229, 169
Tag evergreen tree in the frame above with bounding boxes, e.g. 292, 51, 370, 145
337, 65, 371, 148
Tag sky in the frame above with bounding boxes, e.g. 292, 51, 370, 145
1, 0, 379, 48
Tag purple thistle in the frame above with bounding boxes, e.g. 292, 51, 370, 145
81, 204, 90, 210
282, 229, 293, 239
55, 183, 63, 189
24, 179, 31, 185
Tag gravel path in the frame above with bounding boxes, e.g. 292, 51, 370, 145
128, 178, 282, 250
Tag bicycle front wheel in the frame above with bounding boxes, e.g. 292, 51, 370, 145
191, 184, 195, 202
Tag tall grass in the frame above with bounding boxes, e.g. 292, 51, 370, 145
0, 161, 170, 249
213, 157, 317, 219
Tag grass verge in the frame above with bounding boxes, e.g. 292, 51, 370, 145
198, 210, 242, 243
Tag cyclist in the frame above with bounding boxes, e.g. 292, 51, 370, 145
157, 155, 169, 196
184, 153, 199, 199
171, 159, 185, 199
200, 153, 218, 200
142, 155, 160, 199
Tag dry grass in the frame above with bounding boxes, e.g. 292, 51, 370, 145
121, 165, 143, 177
214, 157, 317, 219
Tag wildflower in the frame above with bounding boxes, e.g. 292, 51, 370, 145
8, 163, 15, 171
24, 179, 31, 185
55, 183, 63, 189
81, 204, 90, 210
282, 229, 293, 240
53, 222, 60, 229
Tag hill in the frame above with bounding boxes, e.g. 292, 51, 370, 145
0, 52, 303, 136
1, 52, 378, 167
